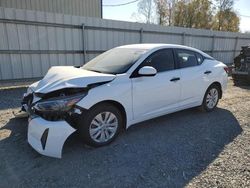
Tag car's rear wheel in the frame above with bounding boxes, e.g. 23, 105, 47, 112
78, 103, 122, 147
200, 85, 220, 112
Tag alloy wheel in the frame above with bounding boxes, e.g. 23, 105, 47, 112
206, 88, 219, 109
89, 112, 118, 143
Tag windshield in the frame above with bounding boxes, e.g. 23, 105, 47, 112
82, 48, 147, 74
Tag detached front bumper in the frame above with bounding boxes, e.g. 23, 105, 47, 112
28, 117, 76, 158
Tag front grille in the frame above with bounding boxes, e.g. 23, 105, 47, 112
36, 111, 67, 121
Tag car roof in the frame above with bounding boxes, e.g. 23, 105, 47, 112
117, 43, 214, 59
118, 43, 185, 50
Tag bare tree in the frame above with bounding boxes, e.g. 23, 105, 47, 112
155, 0, 176, 26
132, 0, 156, 24
213, 0, 235, 30
132, 0, 239, 32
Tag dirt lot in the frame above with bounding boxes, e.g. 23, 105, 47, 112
0, 79, 249, 188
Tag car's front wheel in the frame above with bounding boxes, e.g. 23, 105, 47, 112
78, 103, 123, 147
200, 85, 220, 112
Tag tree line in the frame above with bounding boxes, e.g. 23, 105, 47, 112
133, 0, 240, 32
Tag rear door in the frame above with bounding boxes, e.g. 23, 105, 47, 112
131, 49, 181, 120
174, 49, 208, 107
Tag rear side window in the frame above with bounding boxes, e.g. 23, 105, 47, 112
176, 49, 198, 68
143, 49, 175, 72
196, 53, 204, 65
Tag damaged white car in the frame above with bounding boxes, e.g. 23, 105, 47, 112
22, 44, 228, 158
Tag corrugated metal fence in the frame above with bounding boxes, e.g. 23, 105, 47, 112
1, 7, 250, 81
0, 0, 102, 18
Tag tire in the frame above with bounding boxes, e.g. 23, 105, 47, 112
78, 103, 123, 147
200, 84, 220, 112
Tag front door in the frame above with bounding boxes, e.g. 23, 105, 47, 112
131, 49, 181, 120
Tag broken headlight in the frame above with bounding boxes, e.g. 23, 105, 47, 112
34, 94, 86, 112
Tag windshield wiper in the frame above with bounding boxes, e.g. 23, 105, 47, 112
84, 68, 116, 75
89, 69, 103, 73
83, 68, 102, 73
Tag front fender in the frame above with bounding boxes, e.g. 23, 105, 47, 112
76, 79, 133, 128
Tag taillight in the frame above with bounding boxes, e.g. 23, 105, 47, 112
224, 66, 229, 74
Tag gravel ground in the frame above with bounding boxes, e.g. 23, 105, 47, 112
0, 79, 249, 188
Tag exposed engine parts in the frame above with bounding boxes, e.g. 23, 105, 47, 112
232, 45, 250, 84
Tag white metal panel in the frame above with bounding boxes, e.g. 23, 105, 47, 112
0, 0, 102, 17
66, 54, 74, 66
214, 38, 235, 51
213, 51, 235, 64
37, 26, 48, 50
21, 54, 33, 78
40, 54, 50, 75
186, 36, 212, 51
10, 54, 23, 78
58, 54, 67, 66
0, 54, 12, 79
0, 23, 8, 50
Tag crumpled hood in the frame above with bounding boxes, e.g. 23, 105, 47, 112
33, 66, 116, 94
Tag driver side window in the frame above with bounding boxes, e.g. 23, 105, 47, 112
143, 49, 175, 72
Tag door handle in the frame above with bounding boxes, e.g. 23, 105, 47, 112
204, 70, 212, 74
170, 77, 180, 82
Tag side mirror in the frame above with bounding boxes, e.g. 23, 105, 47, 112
138, 66, 157, 77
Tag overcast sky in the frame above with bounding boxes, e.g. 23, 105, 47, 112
103, 0, 250, 33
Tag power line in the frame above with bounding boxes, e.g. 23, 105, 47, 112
103, 0, 140, 7
240, 14, 250, 18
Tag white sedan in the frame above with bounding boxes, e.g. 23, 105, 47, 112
22, 44, 228, 158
